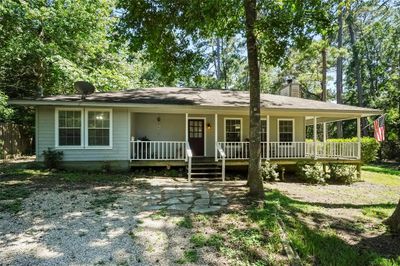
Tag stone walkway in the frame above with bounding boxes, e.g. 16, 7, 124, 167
144, 186, 228, 213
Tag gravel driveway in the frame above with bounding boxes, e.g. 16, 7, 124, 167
0, 177, 242, 265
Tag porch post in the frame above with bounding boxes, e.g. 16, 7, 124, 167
357, 117, 361, 160
215, 113, 218, 162
266, 115, 270, 160
185, 113, 188, 162
313, 116, 317, 159
323, 122, 327, 157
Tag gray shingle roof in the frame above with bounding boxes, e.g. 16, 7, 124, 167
11, 87, 381, 114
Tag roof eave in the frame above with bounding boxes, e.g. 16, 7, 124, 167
8, 99, 383, 117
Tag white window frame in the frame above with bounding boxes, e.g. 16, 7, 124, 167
261, 118, 268, 142
55, 107, 84, 149
224, 118, 243, 142
85, 108, 113, 149
277, 118, 295, 143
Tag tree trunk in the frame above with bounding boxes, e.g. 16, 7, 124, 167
321, 47, 327, 101
385, 199, 400, 234
347, 12, 367, 135
336, 1, 343, 138
244, 0, 264, 198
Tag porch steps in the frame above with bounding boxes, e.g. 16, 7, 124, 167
188, 157, 223, 178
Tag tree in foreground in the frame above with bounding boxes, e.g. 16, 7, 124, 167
117, 0, 332, 197
386, 200, 400, 234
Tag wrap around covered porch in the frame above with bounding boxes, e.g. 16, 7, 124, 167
129, 112, 362, 181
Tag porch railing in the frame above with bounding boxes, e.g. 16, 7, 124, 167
216, 142, 226, 181
130, 139, 186, 160
217, 141, 360, 160
186, 141, 193, 182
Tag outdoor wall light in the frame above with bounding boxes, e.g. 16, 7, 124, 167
207, 123, 211, 129
157, 116, 161, 122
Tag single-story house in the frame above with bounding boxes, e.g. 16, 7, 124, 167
10, 86, 381, 180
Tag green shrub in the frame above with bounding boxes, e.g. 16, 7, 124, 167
42, 148, 63, 169
328, 164, 358, 184
327, 137, 379, 164
261, 161, 279, 181
300, 163, 328, 184
381, 140, 400, 162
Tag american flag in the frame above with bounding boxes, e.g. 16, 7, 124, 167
373, 115, 385, 142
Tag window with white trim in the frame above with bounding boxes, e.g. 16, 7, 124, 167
225, 119, 241, 142
58, 110, 82, 146
87, 111, 111, 146
261, 119, 267, 142
279, 120, 294, 142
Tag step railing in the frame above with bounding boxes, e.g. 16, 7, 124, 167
130, 138, 186, 160
186, 141, 193, 182
215, 142, 226, 182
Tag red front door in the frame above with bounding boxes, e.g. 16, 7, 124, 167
188, 119, 205, 156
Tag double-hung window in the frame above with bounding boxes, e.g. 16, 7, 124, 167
261, 119, 268, 142
56, 108, 112, 148
57, 109, 83, 147
278, 119, 294, 142
225, 119, 242, 142
87, 110, 112, 147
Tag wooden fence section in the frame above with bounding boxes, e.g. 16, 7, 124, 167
0, 123, 34, 159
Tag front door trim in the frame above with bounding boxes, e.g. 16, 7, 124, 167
187, 117, 206, 157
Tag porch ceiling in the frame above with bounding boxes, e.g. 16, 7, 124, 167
304, 116, 360, 125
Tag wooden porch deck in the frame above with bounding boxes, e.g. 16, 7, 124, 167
129, 157, 362, 167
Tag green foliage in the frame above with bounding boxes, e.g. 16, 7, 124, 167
0, 184, 31, 213
261, 161, 279, 181
190, 233, 208, 247
42, 148, 63, 169
328, 137, 379, 164
0, 92, 13, 121
117, 0, 333, 86
300, 163, 328, 184
177, 216, 193, 229
0, 0, 158, 124
381, 141, 400, 162
328, 164, 358, 184
176, 249, 198, 264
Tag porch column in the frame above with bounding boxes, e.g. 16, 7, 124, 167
215, 113, 218, 162
323, 122, 327, 157
313, 116, 317, 159
185, 113, 188, 162
357, 117, 361, 160
266, 115, 270, 160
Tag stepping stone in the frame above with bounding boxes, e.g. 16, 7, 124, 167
197, 190, 210, 199
160, 197, 181, 205
194, 198, 209, 205
167, 204, 191, 211
211, 198, 228, 206
179, 196, 194, 203
145, 195, 160, 200
192, 205, 221, 213
144, 205, 166, 211
211, 192, 226, 199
